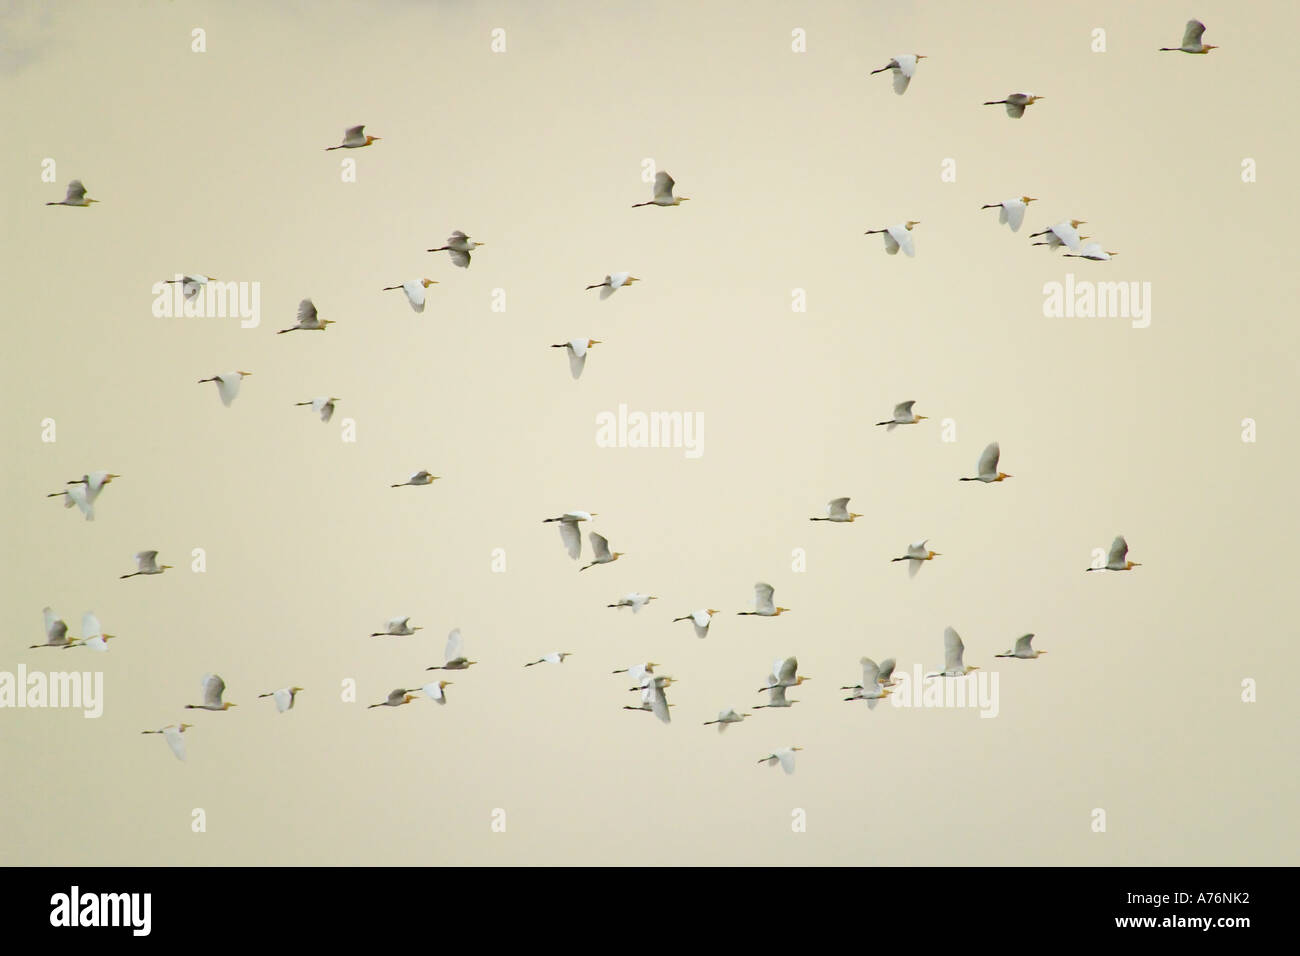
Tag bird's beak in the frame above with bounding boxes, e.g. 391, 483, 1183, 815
88, 198, 100, 203
917, 415, 929, 421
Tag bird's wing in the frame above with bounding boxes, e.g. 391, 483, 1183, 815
882, 230, 901, 255
1183, 20, 1206, 47
768, 684, 788, 706
778, 657, 798, 684
651, 687, 671, 724
893, 225, 916, 257
557, 520, 582, 559
1108, 536, 1129, 566
1006, 103, 1026, 118
1005, 201, 1027, 232
137, 550, 159, 569
163, 727, 186, 761
66, 180, 87, 202
448, 248, 470, 268
943, 627, 964, 672
894, 400, 915, 418
202, 673, 226, 707
45, 608, 65, 642
827, 497, 851, 518
892, 70, 911, 95
345, 125, 365, 139
216, 374, 241, 407
978, 442, 1001, 476
754, 582, 775, 612
1014, 634, 1035, 655
877, 658, 896, 682
448, 230, 468, 241
387, 688, 407, 705
274, 688, 292, 712
297, 299, 317, 324
778, 750, 797, 774
860, 657, 881, 687
653, 171, 674, 200
82, 612, 102, 638
445, 628, 463, 662
567, 345, 588, 380
589, 532, 612, 560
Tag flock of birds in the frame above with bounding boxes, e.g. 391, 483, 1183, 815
33, 17, 1211, 776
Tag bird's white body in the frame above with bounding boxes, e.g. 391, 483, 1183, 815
929, 627, 977, 678
741, 582, 785, 616
759, 747, 801, 775
430, 231, 483, 268
545, 511, 594, 559
200, 371, 250, 407
35, 607, 71, 648
166, 274, 216, 301
704, 708, 748, 732
188, 673, 233, 710
373, 616, 421, 636
143, 724, 190, 761
1033, 221, 1084, 253
418, 680, 452, 705
47, 180, 97, 206
1162, 19, 1215, 54
874, 222, 917, 257
609, 592, 657, 613
527, 651, 571, 666
843, 657, 891, 702
580, 532, 620, 570
815, 497, 859, 522
986, 198, 1033, 233
995, 634, 1042, 659
1065, 242, 1115, 261
557, 338, 598, 380
962, 442, 1008, 482
122, 550, 169, 577
895, 539, 939, 578
280, 298, 332, 333
635, 171, 687, 207
674, 608, 716, 638
878, 400, 925, 430
298, 396, 338, 422
328, 125, 379, 149
1090, 535, 1141, 572
872, 54, 922, 94
392, 470, 437, 487
260, 687, 301, 712
986, 93, 1042, 118
68, 612, 113, 652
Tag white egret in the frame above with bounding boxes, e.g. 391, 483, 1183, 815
165, 274, 218, 301
46, 180, 98, 206
33, 608, 72, 648
391, 470, 439, 488
1087, 536, 1142, 572
543, 511, 596, 559
703, 708, 750, 732
585, 272, 639, 300
672, 608, 718, 638
1030, 220, 1086, 252
811, 497, 862, 522
551, 338, 601, 380
983, 93, 1044, 118
198, 370, 252, 407
65, 612, 114, 652
864, 221, 918, 257
870, 54, 925, 94
525, 651, 573, 667
995, 634, 1044, 659
142, 723, 192, 761
326, 125, 380, 149
633, 171, 688, 207
258, 687, 304, 712
185, 674, 237, 711
927, 627, 979, 678
296, 396, 339, 423
278, 298, 333, 334
876, 400, 927, 430
625, 675, 674, 723
428, 231, 485, 268
878, 658, 897, 685
1161, 19, 1216, 54
371, 617, 422, 637
760, 656, 809, 691
417, 680, 453, 705
67, 471, 119, 507
892, 539, 941, 578
427, 628, 477, 670
981, 197, 1037, 232
758, 747, 803, 774
607, 593, 658, 613
1064, 242, 1118, 261
120, 550, 173, 579
738, 582, 789, 617
383, 278, 438, 313
612, 662, 658, 684
960, 442, 1012, 482
580, 532, 623, 571
368, 688, 417, 709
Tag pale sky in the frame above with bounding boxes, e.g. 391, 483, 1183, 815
1, 0, 1296, 865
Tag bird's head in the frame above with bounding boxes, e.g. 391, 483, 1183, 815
850, 512, 864, 520
291, 686, 305, 693
1027, 95, 1044, 104
928, 550, 941, 559
238, 371, 253, 378
793, 676, 812, 686
915, 414, 929, 421
905, 220, 920, 230
422, 278, 438, 287
706, 609, 719, 617
915, 54, 927, 60
647, 595, 659, 602
105, 474, 122, 483
1202, 44, 1218, 52
402, 693, 416, 704
161, 564, 175, 571
439, 681, 453, 689
995, 472, 1013, 481
791, 746, 805, 752
1078, 235, 1092, 243
1126, 561, 1142, 569
1070, 219, 1086, 228
587, 339, 602, 348
612, 552, 625, 561
1021, 196, 1037, 204
102, 634, 117, 642
365, 135, 381, 145
322, 319, 336, 327
626, 277, 641, 284
775, 607, 791, 615
221, 702, 237, 709
179, 723, 194, 731
1106, 251, 1119, 257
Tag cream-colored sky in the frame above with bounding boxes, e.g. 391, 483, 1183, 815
2, 0, 1296, 865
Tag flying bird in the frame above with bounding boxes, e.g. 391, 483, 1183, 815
983, 93, 1043, 118
427, 628, 477, 670
278, 299, 333, 333
842, 657, 892, 704
892, 539, 941, 578
526, 652, 573, 667
580, 532, 623, 571
47, 483, 94, 521
811, 497, 862, 522
1030, 220, 1086, 252
758, 747, 803, 774
927, 627, 979, 678
870, 54, 925, 94
296, 396, 339, 423
428, 231, 485, 268
120, 550, 173, 579
995, 634, 1044, 659
981, 197, 1037, 232
142, 724, 192, 761
33, 608, 73, 649
1087, 536, 1142, 572
198, 371, 252, 407
633, 171, 688, 207
864, 221, 919, 257
64, 612, 114, 652
371, 617, 422, 637
258, 687, 304, 712
607, 593, 658, 613
960, 442, 1012, 482
391, 470, 438, 488
417, 680, 453, 706
1064, 242, 1118, 261
46, 180, 98, 206
551, 338, 601, 379
185, 674, 236, 711
165, 274, 218, 301
585, 272, 640, 300
1161, 19, 1216, 53
876, 400, 927, 430
738, 582, 789, 617
543, 511, 595, 559
383, 279, 438, 313
326, 125, 380, 149
703, 708, 750, 732
368, 688, 417, 709
673, 608, 718, 638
